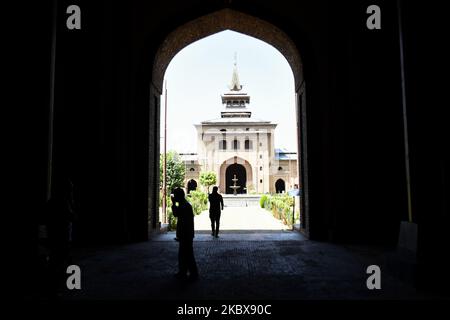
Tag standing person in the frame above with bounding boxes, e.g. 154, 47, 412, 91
208, 186, 224, 238
171, 188, 198, 280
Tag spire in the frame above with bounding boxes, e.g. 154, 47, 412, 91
228, 53, 242, 91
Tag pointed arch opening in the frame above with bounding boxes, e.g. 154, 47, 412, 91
149, 8, 309, 237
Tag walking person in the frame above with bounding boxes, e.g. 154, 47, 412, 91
171, 188, 199, 280
208, 186, 224, 238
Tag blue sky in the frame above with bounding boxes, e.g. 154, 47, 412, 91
161, 30, 297, 153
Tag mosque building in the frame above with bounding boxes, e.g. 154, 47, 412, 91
181, 62, 298, 194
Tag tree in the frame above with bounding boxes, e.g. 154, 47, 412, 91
199, 171, 217, 193
160, 151, 185, 193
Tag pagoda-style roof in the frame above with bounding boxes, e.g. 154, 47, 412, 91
220, 60, 254, 118
197, 56, 275, 127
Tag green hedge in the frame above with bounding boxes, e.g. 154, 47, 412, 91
187, 190, 208, 215
260, 194, 295, 227
160, 190, 208, 231
159, 194, 175, 231
259, 194, 268, 208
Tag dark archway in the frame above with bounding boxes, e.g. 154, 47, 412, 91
150, 8, 308, 236
152, 9, 303, 94
187, 179, 197, 194
226, 164, 247, 194
275, 179, 286, 193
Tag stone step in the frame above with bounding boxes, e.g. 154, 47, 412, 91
222, 195, 261, 207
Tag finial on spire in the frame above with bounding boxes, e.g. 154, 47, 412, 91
229, 53, 242, 91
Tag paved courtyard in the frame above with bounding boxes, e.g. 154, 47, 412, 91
57, 225, 432, 301
194, 206, 291, 232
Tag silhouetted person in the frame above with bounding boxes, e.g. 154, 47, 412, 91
208, 186, 224, 238
46, 178, 76, 295
172, 190, 180, 242
171, 188, 198, 280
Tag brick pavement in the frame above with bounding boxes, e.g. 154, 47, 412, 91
62, 230, 428, 300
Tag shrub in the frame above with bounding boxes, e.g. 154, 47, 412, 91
164, 196, 177, 231
259, 194, 268, 208
160, 151, 185, 192
187, 190, 208, 215
167, 207, 177, 231
199, 171, 217, 193
262, 193, 295, 227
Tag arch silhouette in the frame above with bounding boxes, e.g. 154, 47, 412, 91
187, 179, 197, 194
150, 8, 309, 235
226, 164, 247, 194
152, 8, 303, 94
219, 157, 253, 194
275, 178, 286, 193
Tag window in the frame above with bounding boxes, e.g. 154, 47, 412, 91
245, 128, 249, 131
278, 166, 283, 171
233, 139, 240, 150
245, 139, 252, 150
260, 155, 262, 159
219, 140, 227, 150
259, 142, 262, 147
260, 166, 263, 171
260, 179, 263, 183
220, 129, 227, 132
275, 179, 286, 193
190, 168, 195, 172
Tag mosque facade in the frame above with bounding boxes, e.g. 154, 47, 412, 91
181, 64, 298, 194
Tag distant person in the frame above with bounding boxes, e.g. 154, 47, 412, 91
208, 186, 224, 238
172, 189, 180, 242
171, 188, 198, 280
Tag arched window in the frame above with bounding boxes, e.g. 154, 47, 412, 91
189, 168, 195, 172
219, 140, 227, 150
187, 179, 197, 194
275, 179, 286, 193
245, 138, 252, 150
233, 139, 240, 150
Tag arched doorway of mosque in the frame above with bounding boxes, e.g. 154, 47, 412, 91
225, 164, 247, 194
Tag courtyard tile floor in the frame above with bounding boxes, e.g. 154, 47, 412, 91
194, 206, 290, 232
58, 206, 433, 301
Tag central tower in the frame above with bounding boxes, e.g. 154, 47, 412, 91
220, 58, 252, 119
194, 56, 277, 194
